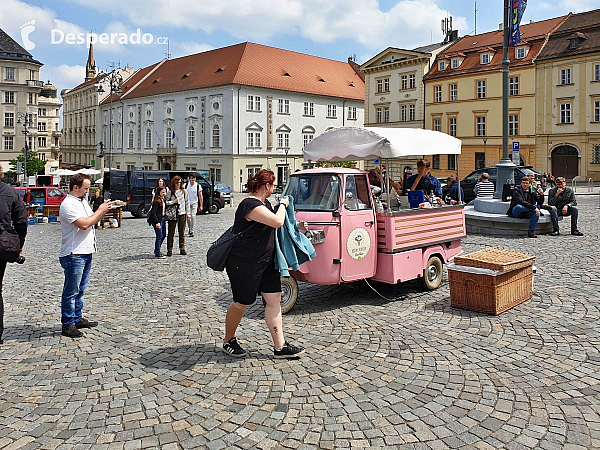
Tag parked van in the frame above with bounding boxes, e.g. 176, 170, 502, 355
103, 169, 226, 217
15, 186, 67, 206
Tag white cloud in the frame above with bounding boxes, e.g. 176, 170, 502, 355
175, 42, 214, 57
39, 64, 86, 93
59, 0, 469, 50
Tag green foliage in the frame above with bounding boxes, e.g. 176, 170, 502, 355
7, 148, 47, 176
314, 161, 356, 168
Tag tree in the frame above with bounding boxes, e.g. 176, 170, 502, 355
7, 148, 47, 176
314, 161, 356, 168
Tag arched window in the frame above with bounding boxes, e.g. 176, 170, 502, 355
188, 126, 195, 148
145, 128, 152, 148
128, 130, 134, 149
165, 127, 172, 147
212, 124, 220, 148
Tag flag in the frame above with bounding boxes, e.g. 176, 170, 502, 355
24, 139, 30, 158
172, 129, 176, 141
509, 0, 527, 47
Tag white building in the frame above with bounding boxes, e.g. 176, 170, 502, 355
61, 42, 135, 169
0, 27, 44, 174
98, 42, 365, 190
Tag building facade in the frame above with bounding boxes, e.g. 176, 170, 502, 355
535, 9, 600, 181
360, 33, 458, 184
37, 81, 61, 173
98, 42, 364, 190
424, 17, 566, 178
0, 27, 43, 173
61, 42, 135, 169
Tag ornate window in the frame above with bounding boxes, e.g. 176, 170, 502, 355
212, 124, 220, 147
188, 126, 195, 148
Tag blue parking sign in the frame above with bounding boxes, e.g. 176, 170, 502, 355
374, 159, 380, 165
512, 141, 520, 152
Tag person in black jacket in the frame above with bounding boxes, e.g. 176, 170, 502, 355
507, 177, 541, 238
149, 187, 166, 258
0, 167, 28, 344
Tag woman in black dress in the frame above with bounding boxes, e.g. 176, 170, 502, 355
223, 169, 304, 359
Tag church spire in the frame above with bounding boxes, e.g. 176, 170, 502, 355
85, 36, 97, 82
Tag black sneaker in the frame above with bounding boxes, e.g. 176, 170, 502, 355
550, 230, 560, 236
166, 251, 173, 257
223, 337, 246, 358
572, 230, 583, 236
180, 250, 187, 255
155, 253, 166, 259
189, 232, 194, 237
274, 341, 305, 359
62, 325, 83, 338
76, 318, 98, 329
527, 231, 537, 238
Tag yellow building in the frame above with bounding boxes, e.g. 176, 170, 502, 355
424, 17, 566, 178
535, 9, 600, 181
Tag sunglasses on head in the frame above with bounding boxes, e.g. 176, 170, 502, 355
425, 164, 431, 168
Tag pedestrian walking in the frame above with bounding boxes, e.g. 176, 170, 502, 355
165, 176, 190, 256
149, 186, 166, 258
185, 173, 203, 237
0, 166, 27, 345
222, 169, 304, 359
59, 174, 111, 338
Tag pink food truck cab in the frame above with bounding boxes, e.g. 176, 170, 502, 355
278, 127, 466, 313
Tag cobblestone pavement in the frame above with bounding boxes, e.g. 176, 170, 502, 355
1, 196, 599, 450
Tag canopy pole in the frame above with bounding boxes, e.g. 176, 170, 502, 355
457, 155, 462, 204
386, 159, 390, 214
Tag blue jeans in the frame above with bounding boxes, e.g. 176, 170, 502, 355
511, 205, 539, 232
153, 219, 166, 255
549, 205, 579, 232
59, 254, 93, 329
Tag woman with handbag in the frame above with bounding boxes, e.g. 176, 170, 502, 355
222, 169, 304, 359
148, 187, 166, 258
165, 176, 190, 256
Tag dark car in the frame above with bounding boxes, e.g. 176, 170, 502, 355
213, 182, 232, 205
460, 166, 544, 203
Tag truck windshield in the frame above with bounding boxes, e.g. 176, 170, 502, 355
283, 174, 340, 211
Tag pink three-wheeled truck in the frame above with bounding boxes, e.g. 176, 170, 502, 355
278, 127, 466, 313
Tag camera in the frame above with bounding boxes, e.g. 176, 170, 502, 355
15, 255, 25, 264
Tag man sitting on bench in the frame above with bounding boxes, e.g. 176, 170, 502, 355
506, 177, 541, 238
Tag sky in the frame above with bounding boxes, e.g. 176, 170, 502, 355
0, 0, 597, 98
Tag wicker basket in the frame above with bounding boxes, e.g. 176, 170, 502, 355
449, 247, 535, 315
454, 248, 535, 272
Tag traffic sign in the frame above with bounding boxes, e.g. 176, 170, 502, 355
512, 141, 520, 151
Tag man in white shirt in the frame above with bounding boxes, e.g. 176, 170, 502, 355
185, 173, 203, 237
59, 174, 111, 338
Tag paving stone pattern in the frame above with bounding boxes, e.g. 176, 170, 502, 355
1, 197, 600, 449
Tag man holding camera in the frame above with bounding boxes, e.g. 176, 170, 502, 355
59, 174, 111, 338
0, 166, 27, 345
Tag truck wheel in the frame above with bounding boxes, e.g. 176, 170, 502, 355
208, 202, 220, 214
280, 276, 298, 314
137, 205, 148, 218
418, 256, 443, 290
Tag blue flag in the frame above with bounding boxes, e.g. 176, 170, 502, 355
509, 0, 527, 47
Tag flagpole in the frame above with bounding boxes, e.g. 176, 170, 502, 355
494, 0, 517, 198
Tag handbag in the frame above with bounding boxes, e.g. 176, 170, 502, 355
165, 194, 179, 221
0, 224, 21, 263
206, 222, 259, 271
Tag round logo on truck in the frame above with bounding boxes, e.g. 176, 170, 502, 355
346, 227, 371, 261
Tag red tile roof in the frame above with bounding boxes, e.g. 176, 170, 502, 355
537, 9, 600, 61
425, 16, 567, 81
101, 42, 364, 104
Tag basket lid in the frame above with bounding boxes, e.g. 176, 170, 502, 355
454, 247, 535, 271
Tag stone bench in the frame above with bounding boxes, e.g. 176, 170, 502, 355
464, 198, 560, 235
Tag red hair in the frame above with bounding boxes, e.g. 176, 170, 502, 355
247, 169, 275, 193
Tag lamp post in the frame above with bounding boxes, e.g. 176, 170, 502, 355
483, 136, 487, 169
97, 70, 122, 170
16, 112, 33, 186
284, 147, 290, 186
97, 141, 105, 176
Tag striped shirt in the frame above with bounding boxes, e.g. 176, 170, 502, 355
474, 180, 495, 198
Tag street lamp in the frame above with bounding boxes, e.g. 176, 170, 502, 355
97, 70, 123, 170
284, 147, 290, 186
16, 112, 33, 186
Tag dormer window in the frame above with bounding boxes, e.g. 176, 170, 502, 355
481, 54, 491, 65
451, 58, 460, 69
515, 47, 527, 59
569, 38, 579, 49
438, 61, 447, 71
